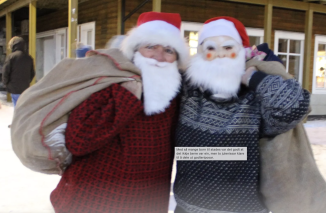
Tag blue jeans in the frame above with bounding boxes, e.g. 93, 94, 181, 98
11, 94, 21, 108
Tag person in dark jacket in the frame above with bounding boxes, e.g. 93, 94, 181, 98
2, 36, 35, 107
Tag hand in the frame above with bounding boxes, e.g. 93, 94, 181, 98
241, 66, 257, 87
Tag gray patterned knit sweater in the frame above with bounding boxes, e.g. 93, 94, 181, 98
174, 71, 310, 213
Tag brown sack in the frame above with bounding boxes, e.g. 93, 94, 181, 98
247, 59, 326, 213
11, 49, 142, 175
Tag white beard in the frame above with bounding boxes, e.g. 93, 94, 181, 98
133, 52, 181, 115
186, 48, 246, 98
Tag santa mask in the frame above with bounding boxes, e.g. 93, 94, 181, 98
185, 17, 250, 99
186, 35, 245, 99
133, 51, 181, 115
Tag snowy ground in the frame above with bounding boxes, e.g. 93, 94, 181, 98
0, 91, 325, 213
305, 121, 326, 179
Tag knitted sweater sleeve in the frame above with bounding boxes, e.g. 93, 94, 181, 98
65, 84, 143, 156
249, 71, 310, 136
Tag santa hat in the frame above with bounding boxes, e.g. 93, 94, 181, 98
121, 12, 188, 68
198, 16, 250, 47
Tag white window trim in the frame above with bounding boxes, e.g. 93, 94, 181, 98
77, 22, 96, 50
274, 30, 305, 84
312, 35, 326, 94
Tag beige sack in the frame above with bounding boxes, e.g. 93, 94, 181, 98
248, 59, 326, 213
11, 49, 141, 175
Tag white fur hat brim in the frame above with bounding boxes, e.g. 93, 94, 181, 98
121, 20, 189, 69
198, 19, 242, 45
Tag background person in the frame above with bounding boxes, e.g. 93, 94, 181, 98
2, 36, 34, 108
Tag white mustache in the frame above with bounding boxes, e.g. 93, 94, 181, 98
133, 51, 181, 115
141, 57, 170, 68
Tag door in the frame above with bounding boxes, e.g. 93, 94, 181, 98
43, 36, 56, 76
55, 28, 67, 64
78, 22, 95, 50
36, 28, 68, 81
36, 34, 56, 81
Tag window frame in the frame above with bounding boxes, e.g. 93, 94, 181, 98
312, 35, 326, 94
274, 30, 305, 84
181, 22, 202, 56
180, 22, 203, 38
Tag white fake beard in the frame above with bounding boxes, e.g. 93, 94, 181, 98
133, 51, 181, 115
186, 48, 246, 98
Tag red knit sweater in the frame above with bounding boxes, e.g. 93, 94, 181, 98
50, 84, 178, 213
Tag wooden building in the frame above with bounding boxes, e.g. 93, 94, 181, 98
1, 0, 326, 115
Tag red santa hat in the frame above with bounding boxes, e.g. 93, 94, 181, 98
121, 12, 188, 68
198, 16, 250, 47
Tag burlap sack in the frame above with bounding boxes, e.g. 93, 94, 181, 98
247, 59, 326, 213
11, 49, 142, 175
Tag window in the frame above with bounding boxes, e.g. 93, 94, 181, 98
313, 35, 326, 94
181, 22, 202, 56
181, 22, 264, 56
246, 28, 264, 47
274, 31, 304, 83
